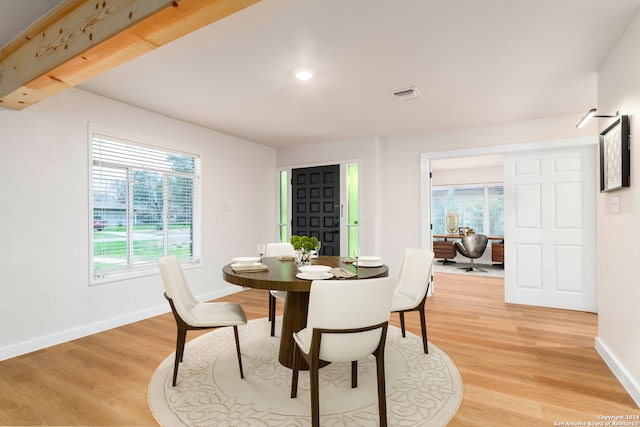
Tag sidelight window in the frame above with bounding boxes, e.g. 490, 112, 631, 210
278, 170, 288, 242
346, 163, 359, 257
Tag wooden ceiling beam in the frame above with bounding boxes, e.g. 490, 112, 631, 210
0, 0, 260, 110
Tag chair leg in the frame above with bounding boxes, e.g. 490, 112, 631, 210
290, 346, 299, 398
233, 326, 244, 379
351, 361, 358, 388
419, 305, 429, 354
459, 257, 474, 271
376, 354, 388, 427
172, 326, 188, 387
465, 257, 486, 273
310, 358, 320, 427
269, 294, 277, 337
396, 296, 429, 354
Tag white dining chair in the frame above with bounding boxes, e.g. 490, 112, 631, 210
159, 255, 247, 386
265, 242, 296, 336
390, 248, 434, 354
290, 277, 395, 427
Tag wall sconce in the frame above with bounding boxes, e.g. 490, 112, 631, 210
576, 108, 619, 128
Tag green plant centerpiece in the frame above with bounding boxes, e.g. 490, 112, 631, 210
290, 235, 318, 266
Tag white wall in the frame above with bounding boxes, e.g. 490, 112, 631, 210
432, 164, 503, 186
595, 10, 640, 407
0, 88, 276, 360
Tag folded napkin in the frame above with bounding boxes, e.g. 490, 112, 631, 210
231, 263, 268, 273
330, 267, 356, 279
276, 255, 294, 261
341, 257, 356, 264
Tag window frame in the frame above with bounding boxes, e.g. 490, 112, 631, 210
88, 125, 202, 285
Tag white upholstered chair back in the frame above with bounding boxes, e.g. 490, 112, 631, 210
298, 277, 395, 362
159, 255, 201, 325
265, 242, 296, 257
265, 242, 295, 335
393, 249, 434, 310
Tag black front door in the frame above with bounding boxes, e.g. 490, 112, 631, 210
291, 165, 340, 255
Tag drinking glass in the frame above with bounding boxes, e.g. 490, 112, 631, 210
257, 243, 265, 263
355, 247, 361, 268
314, 240, 322, 256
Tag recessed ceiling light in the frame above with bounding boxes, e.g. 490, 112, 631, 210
294, 69, 314, 81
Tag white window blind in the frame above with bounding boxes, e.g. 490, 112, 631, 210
487, 185, 504, 236
432, 183, 504, 235
90, 133, 201, 283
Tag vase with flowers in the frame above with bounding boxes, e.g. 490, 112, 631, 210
290, 235, 319, 266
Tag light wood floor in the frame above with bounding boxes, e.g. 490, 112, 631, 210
1, 273, 638, 426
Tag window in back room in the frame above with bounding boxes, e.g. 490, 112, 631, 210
432, 183, 504, 235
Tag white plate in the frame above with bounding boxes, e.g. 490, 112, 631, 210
231, 262, 261, 268
354, 262, 383, 267
232, 256, 260, 266
358, 256, 382, 262
299, 265, 332, 275
296, 272, 334, 280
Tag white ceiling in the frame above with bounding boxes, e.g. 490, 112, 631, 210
4, 0, 640, 148
0, 0, 64, 50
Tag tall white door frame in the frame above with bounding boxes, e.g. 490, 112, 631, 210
420, 137, 597, 311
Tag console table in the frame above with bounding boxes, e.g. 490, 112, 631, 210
433, 234, 504, 265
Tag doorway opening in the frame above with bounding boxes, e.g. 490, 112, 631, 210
430, 155, 505, 277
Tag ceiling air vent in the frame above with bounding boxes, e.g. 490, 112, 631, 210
391, 86, 422, 102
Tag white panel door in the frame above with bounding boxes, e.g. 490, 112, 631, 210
504, 147, 597, 312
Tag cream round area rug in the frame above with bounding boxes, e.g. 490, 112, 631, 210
149, 318, 462, 426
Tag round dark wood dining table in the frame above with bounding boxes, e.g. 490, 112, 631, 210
222, 255, 389, 368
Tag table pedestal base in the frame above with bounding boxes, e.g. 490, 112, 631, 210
279, 291, 309, 369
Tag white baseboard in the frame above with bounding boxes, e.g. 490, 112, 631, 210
0, 304, 169, 362
0, 285, 244, 362
595, 337, 640, 408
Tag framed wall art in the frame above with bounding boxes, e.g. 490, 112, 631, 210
600, 114, 631, 192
